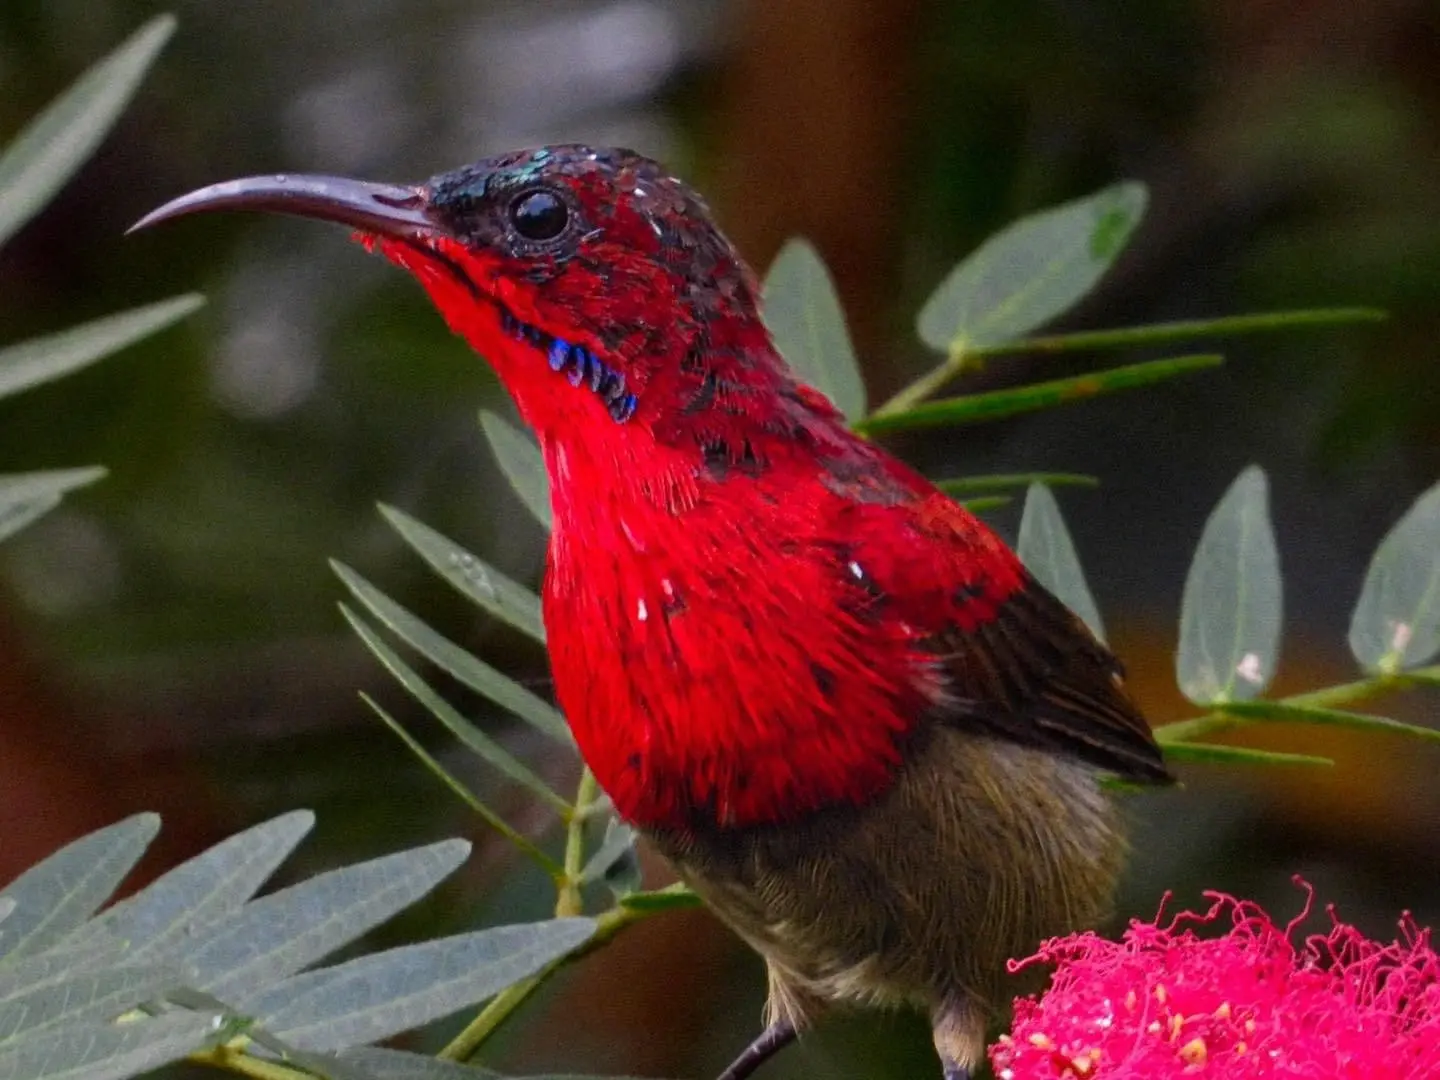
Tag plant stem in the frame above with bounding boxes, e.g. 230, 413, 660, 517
963, 308, 1385, 362
440, 901, 646, 1063
556, 768, 598, 918
872, 307, 1385, 419
1155, 663, 1440, 745
189, 1044, 312, 1080
873, 348, 973, 417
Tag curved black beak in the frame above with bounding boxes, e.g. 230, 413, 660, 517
128, 174, 438, 237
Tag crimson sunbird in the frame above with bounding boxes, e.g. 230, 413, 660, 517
133, 145, 1172, 1080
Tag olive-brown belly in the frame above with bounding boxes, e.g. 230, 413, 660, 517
648, 726, 1126, 1024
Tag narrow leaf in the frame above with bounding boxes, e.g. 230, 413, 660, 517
0, 940, 118, 1001
357, 694, 560, 873
1348, 481, 1440, 673
479, 412, 551, 529
1160, 742, 1331, 768
1220, 700, 1440, 743
339, 606, 568, 811
857, 354, 1221, 435
340, 1048, 504, 1079
0, 470, 106, 509
762, 238, 867, 421
0, 814, 159, 964
958, 495, 1011, 513
0, 469, 106, 542
916, 182, 1147, 355
967, 307, 1388, 361
0, 1011, 218, 1080
0, 297, 203, 403
0, 966, 178, 1043
281, 1048, 390, 1080
379, 505, 545, 643
937, 472, 1098, 495
1017, 484, 1105, 641
1176, 466, 1282, 705
0, 496, 59, 546
193, 839, 471, 1002
333, 563, 569, 744
0, 16, 177, 247
241, 918, 596, 1052
73, 811, 314, 962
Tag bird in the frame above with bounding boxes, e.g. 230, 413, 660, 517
132, 144, 1172, 1080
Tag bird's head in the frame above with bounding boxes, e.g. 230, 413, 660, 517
133, 145, 781, 439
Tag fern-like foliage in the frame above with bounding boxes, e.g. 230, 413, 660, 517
0, 15, 203, 546
0, 813, 606, 1080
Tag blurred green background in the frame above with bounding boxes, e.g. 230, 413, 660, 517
2, 1, 1439, 1077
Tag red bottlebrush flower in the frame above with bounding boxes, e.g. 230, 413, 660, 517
991, 879, 1440, 1079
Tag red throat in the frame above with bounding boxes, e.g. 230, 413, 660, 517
363, 231, 1028, 830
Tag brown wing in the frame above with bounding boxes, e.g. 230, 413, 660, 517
925, 576, 1174, 784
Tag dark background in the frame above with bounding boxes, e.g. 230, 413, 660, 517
2, 1, 1439, 1076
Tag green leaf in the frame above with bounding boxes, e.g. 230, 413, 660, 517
240, 918, 596, 1052
356, 694, 560, 873
0, 16, 177, 248
915, 182, 1147, 355
936, 472, 1098, 495
0, 966, 179, 1043
1219, 700, 1440, 742
479, 412, 551, 530
1175, 467, 1281, 705
0, 498, 55, 545
339, 606, 569, 812
966, 307, 1388, 362
340, 1049, 500, 1080
0, 1012, 218, 1080
618, 883, 702, 913
192, 839, 471, 1002
1017, 484, 1105, 641
856, 353, 1221, 435
0, 296, 204, 403
282, 1048, 390, 1080
0, 814, 158, 964
72, 811, 314, 962
1159, 742, 1332, 768
333, 562, 569, 744
0, 469, 107, 543
379, 505, 545, 644
762, 238, 867, 421
958, 495, 1011, 513
0, 944, 117, 1007
1348, 481, 1440, 673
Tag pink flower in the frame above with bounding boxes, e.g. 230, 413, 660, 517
990, 879, 1440, 1078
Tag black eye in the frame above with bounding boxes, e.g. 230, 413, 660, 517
509, 189, 569, 241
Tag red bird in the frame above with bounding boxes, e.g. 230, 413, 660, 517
135, 146, 1172, 1080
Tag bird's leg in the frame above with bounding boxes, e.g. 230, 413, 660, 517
714, 1019, 797, 1080
932, 996, 984, 1080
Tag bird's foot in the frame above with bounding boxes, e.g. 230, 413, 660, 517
932, 996, 983, 1080
714, 1019, 797, 1080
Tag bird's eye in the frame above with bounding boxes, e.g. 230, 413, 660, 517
509, 189, 569, 241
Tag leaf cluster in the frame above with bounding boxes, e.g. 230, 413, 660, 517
0, 16, 202, 547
